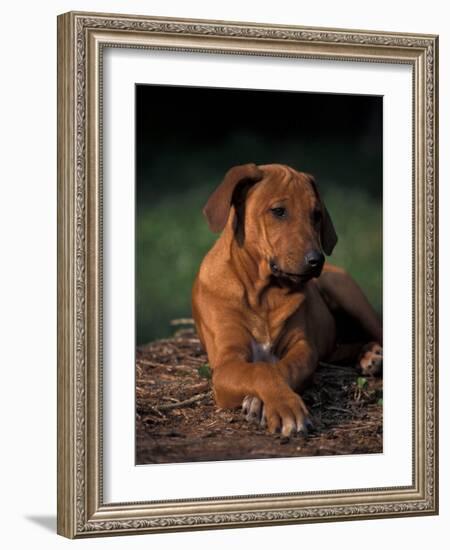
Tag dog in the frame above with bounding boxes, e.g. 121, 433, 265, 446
192, 163, 382, 438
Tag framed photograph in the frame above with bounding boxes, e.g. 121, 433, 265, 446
57, 11, 439, 538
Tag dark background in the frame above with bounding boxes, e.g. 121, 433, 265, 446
136, 85, 382, 345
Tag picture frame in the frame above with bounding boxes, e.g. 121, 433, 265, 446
57, 11, 439, 538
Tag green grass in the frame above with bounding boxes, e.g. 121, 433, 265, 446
136, 185, 216, 344
323, 186, 382, 314
136, 183, 382, 345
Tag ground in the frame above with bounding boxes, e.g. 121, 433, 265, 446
136, 327, 383, 464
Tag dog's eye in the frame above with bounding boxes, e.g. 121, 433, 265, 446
270, 206, 287, 219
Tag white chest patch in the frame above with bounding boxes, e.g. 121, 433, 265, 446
251, 340, 278, 363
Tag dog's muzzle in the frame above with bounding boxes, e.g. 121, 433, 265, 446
269, 250, 324, 283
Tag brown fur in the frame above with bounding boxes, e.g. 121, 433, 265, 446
192, 163, 382, 437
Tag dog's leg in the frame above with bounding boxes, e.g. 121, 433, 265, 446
319, 265, 382, 343
318, 265, 383, 375
327, 341, 383, 376
213, 351, 314, 437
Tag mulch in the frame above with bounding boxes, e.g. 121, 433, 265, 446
136, 327, 383, 464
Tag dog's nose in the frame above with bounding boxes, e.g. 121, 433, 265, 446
304, 250, 325, 269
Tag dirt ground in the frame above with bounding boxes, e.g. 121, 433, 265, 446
136, 327, 383, 464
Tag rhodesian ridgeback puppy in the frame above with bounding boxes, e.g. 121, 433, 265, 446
192, 163, 383, 437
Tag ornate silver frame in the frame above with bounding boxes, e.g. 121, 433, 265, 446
57, 11, 439, 538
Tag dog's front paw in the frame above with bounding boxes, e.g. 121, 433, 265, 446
358, 343, 383, 376
242, 391, 314, 438
262, 390, 313, 438
242, 395, 265, 425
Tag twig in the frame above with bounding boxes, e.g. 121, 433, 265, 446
184, 357, 207, 365
137, 359, 196, 373
137, 358, 170, 368
140, 405, 166, 418
170, 318, 195, 325
332, 424, 380, 432
327, 406, 353, 414
167, 364, 199, 372
205, 420, 219, 428
156, 392, 210, 411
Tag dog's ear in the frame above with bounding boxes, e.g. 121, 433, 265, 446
307, 174, 338, 255
203, 163, 263, 233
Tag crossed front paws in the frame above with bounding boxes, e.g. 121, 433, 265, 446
241, 393, 314, 438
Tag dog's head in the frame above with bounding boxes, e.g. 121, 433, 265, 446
203, 163, 337, 284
